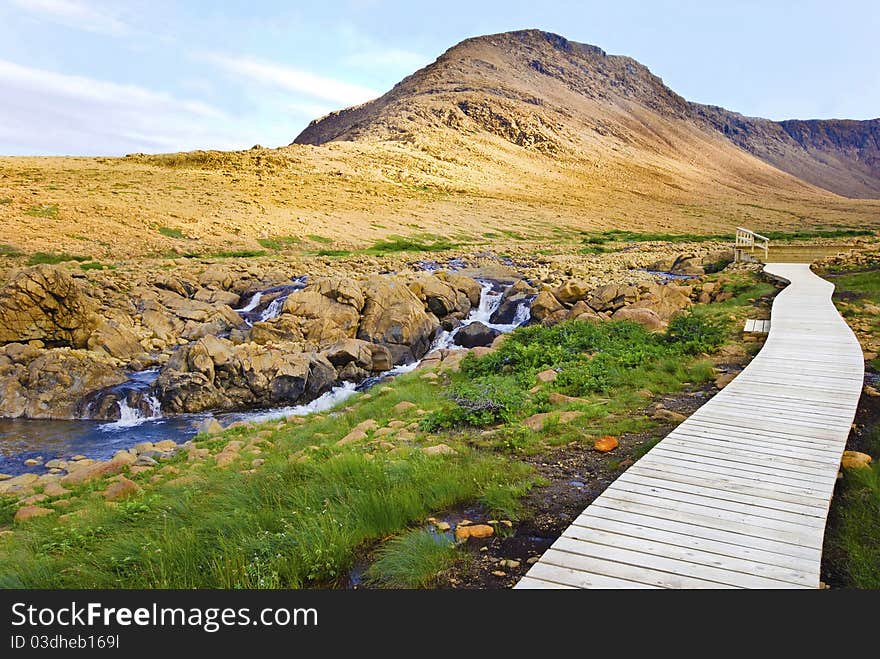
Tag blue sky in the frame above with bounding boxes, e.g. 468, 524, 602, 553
0, 0, 877, 155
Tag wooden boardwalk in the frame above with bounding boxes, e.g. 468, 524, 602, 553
516, 263, 864, 589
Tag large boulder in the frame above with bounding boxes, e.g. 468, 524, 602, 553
438, 272, 482, 307
88, 319, 146, 362
155, 338, 339, 413
612, 307, 667, 332
530, 290, 564, 323
454, 322, 501, 348
586, 283, 638, 312
0, 265, 99, 347
357, 277, 439, 364
670, 255, 705, 276
407, 275, 472, 319
0, 347, 127, 419
630, 283, 692, 321
553, 279, 591, 305
273, 277, 364, 345
321, 338, 392, 373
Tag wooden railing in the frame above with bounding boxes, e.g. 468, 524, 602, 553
734, 227, 769, 262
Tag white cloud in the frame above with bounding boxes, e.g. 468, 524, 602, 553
285, 101, 336, 120
0, 58, 253, 155
9, 0, 129, 36
342, 48, 430, 73
208, 54, 379, 106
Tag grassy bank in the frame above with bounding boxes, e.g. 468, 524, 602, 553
0, 271, 774, 589
823, 266, 880, 588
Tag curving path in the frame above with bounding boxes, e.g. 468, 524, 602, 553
515, 263, 864, 589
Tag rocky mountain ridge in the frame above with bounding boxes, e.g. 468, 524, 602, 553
295, 29, 880, 198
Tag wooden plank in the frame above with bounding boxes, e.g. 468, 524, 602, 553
636, 452, 836, 492
539, 547, 739, 589
626, 463, 830, 507
559, 526, 812, 587
518, 562, 658, 589
513, 575, 577, 590
616, 472, 827, 517
578, 506, 821, 563
571, 510, 818, 574
595, 489, 826, 539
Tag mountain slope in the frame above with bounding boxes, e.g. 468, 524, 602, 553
295, 29, 880, 199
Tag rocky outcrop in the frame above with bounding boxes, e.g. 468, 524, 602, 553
87, 319, 146, 361
530, 278, 692, 327
252, 277, 364, 346
155, 336, 338, 413
0, 265, 99, 348
0, 344, 127, 419
358, 277, 440, 364
407, 272, 478, 328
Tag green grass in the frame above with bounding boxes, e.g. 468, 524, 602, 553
763, 228, 874, 241
0, 273, 771, 589
24, 204, 59, 218
581, 230, 725, 244
27, 252, 91, 265
832, 269, 880, 298
0, 244, 23, 257
80, 261, 115, 271
257, 236, 301, 250
365, 235, 457, 255
366, 528, 459, 588
823, 265, 880, 587
0, 369, 537, 588
579, 228, 874, 246
0, 448, 531, 588
825, 462, 880, 588
422, 313, 727, 436
306, 234, 333, 244
158, 226, 186, 239
312, 249, 352, 257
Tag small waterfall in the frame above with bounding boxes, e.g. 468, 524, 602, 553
235, 277, 308, 326
237, 381, 360, 424
259, 297, 286, 322
103, 394, 162, 430
236, 291, 263, 314
431, 280, 529, 351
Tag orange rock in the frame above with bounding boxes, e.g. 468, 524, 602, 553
841, 451, 872, 470
14, 505, 54, 522
593, 436, 619, 452
454, 523, 495, 541
103, 477, 140, 501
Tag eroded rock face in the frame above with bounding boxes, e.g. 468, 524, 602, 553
0, 265, 99, 348
256, 277, 364, 346
358, 277, 440, 364
87, 319, 146, 361
0, 345, 127, 419
155, 337, 339, 413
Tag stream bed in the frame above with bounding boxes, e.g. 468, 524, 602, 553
0, 279, 533, 477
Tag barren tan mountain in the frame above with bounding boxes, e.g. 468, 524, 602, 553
1, 29, 878, 261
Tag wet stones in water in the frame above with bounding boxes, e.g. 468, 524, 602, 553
453, 322, 501, 348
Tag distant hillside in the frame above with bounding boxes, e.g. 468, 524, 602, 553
295, 29, 880, 199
